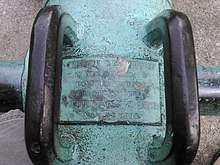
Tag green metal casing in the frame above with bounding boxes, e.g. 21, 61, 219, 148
0, 0, 208, 164
45, 0, 173, 164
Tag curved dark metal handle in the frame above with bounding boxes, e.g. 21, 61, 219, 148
145, 10, 200, 164
25, 5, 76, 165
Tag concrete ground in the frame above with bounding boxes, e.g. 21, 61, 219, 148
0, 0, 219, 164
0, 0, 43, 60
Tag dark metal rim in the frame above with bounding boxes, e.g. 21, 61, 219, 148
168, 10, 200, 164
25, 5, 60, 165
146, 9, 200, 164
25, 5, 77, 164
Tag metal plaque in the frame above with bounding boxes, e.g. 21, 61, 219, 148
60, 56, 162, 124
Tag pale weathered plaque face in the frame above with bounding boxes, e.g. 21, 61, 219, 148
60, 56, 161, 125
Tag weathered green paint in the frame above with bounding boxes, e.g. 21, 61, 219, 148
53, 125, 171, 165
1, 0, 219, 164
0, 0, 217, 164
198, 65, 220, 89
44, 0, 172, 164
57, 54, 167, 164
60, 56, 162, 124
198, 66, 220, 116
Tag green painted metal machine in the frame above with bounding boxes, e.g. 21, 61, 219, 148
1, 0, 219, 164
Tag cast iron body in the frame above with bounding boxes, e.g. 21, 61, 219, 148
0, 1, 210, 165
26, 4, 199, 165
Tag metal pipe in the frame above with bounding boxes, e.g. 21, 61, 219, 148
0, 60, 24, 112
199, 86, 220, 99
198, 66, 220, 99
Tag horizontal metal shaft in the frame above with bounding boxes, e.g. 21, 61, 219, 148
199, 86, 220, 99
0, 60, 23, 112
197, 66, 220, 99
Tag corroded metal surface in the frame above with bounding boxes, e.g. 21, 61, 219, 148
44, 0, 171, 164
198, 66, 220, 116
54, 125, 169, 164
46, 0, 170, 57
0, 0, 219, 165
60, 56, 162, 124
198, 66, 220, 98
56, 54, 166, 164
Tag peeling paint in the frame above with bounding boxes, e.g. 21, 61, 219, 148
45, 0, 172, 164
